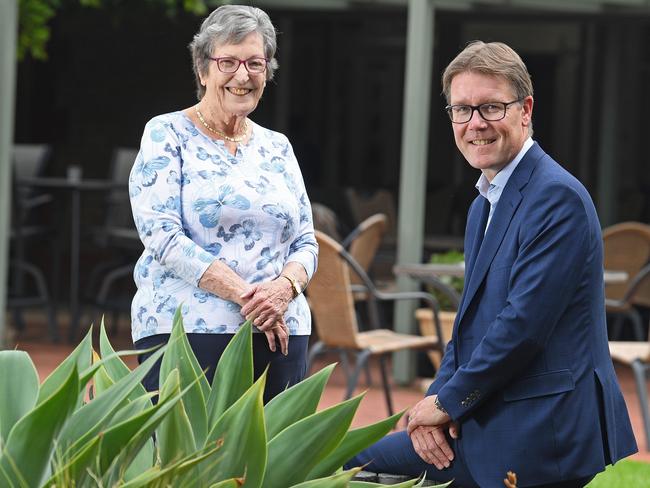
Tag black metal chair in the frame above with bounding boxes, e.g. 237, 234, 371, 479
85, 147, 141, 333
8, 144, 59, 340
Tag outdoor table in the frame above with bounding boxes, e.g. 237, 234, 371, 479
394, 262, 629, 310
17, 175, 126, 341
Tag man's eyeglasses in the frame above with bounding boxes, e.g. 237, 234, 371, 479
209, 56, 268, 74
445, 99, 524, 124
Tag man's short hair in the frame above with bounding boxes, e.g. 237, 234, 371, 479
442, 41, 533, 104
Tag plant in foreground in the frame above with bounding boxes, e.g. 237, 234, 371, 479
0, 309, 451, 487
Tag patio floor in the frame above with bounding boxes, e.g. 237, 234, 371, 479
6, 311, 650, 464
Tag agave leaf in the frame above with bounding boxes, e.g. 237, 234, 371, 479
92, 350, 115, 395
58, 345, 166, 455
209, 478, 245, 488
289, 467, 361, 487
101, 368, 205, 486
160, 310, 209, 446
122, 438, 155, 482
0, 351, 39, 445
121, 440, 224, 488
307, 410, 405, 479
203, 372, 267, 488
156, 369, 197, 466
0, 363, 79, 488
206, 321, 254, 428
262, 394, 364, 488
45, 435, 101, 488
99, 320, 150, 405
350, 476, 438, 487
38, 327, 92, 406
264, 363, 335, 440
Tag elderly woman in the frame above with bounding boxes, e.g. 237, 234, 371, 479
130, 5, 318, 402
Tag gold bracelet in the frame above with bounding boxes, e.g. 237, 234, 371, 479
280, 274, 301, 298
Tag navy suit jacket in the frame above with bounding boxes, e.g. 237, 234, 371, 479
426, 143, 637, 485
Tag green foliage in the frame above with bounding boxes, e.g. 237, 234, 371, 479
17, 0, 226, 61
586, 460, 650, 487
0, 310, 452, 486
428, 250, 464, 311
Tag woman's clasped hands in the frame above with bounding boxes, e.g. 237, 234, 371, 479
240, 279, 294, 355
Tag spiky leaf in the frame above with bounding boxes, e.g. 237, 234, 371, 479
0, 351, 39, 445
262, 394, 363, 488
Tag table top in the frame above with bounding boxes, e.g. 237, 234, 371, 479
395, 262, 629, 284
17, 176, 125, 191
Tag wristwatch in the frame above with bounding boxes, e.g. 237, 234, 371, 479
281, 274, 301, 298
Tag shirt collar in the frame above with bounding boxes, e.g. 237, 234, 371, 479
475, 137, 534, 203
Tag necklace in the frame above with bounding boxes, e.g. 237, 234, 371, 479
195, 106, 248, 143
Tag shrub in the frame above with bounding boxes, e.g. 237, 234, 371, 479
0, 309, 450, 487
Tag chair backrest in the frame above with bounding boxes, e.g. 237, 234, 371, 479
105, 147, 139, 229
626, 264, 650, 311
345, 188, 396, 238
603, 222, 650, 301
344, 213, 387, 286
12, 144, 51, 180
311, 202, 341, 241
309, 231, 361, 348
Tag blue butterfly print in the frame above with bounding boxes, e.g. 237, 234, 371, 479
136, 306, 147, 323
230, 219, 262, 250
299, 194, 310, 223
144, 316, 158, 333
219, 258, 239, 271
150, 125, 166, 142
164, 143, 180, 158
205, 242, 222, 256
217, 225, 235, 242
256, 246, 280, 270
152, 196, 181, 213
289, 233, 314, 254
181, 171, 191, 186
166, 170, 181, 185
161, 221, 177, 232
197, 147, 210, 161
226, 301, 241, 313
262, 204, 295, 243
135, 255, 153, 280
193, 184, 250, 229
194, 291, 210, 304
258, 146, 269, 158
245, 175, 275, 195
156, 294, 178, 315
283, 172, 299, 194
185, 123, 199, 137
129, 185, 142, 198
136, 217, 154, 237
133, 155, 170, 187
209, 158, 231, 176
281, 143, 290, 157
286, 317, 299, 335
260, 156, 285, 174
191, 318, 212, 333
153, 270, 175, 289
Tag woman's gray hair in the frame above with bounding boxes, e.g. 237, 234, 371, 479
189, 5, 279, 100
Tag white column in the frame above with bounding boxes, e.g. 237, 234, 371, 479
0, 0, 18, 349
393, 0, 435, 384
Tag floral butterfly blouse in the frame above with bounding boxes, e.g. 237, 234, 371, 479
129, 111, 318, 342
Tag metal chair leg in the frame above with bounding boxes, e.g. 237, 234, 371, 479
631, 359, 650, 451
628, 309, 646, 342
378, 354, 394, 416
345, 350, 371, 400
307, 341, 325, 372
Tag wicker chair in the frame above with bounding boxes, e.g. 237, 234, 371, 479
603, 222, 650, 340
609, 263, 650, 450
307, 231, 443, 415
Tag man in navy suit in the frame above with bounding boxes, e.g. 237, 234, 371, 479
347, 41, 637, 487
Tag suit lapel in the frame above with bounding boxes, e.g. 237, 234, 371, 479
457, 143, 544, 323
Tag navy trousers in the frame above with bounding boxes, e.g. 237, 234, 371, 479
135, 332, 309, 404
346, 430, 594, 488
